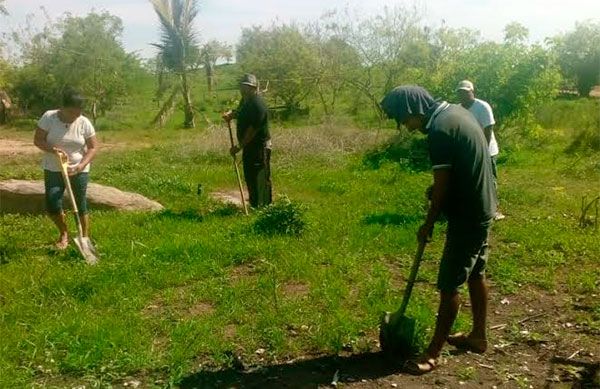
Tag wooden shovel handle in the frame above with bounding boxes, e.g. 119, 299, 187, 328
226, 121, 249, 216
55, 151, 85, 237
398, 240, 426, 316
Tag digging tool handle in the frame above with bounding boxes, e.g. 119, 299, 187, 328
398, 240, 426, 316
56, 152, 85, 237
226, 121, 249, 215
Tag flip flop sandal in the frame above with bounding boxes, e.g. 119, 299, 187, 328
404, 356, 439, 375
447, 333, 487, 353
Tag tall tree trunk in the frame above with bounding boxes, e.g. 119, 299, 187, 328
91, 101, 98, 125
180, 71, 195, 128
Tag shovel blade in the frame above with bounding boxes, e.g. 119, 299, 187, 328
73, 236, 99, 265
379, 311, 416, 357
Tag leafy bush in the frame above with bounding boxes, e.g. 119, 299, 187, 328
254, 196, 306, 236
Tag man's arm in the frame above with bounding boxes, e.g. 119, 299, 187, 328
418, 168, 450, 243
230, 126, 257, 155
483, 125, 493, 146
240, 126, 257, 148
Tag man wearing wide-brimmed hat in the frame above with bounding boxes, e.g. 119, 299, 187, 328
222, 74, 272, 208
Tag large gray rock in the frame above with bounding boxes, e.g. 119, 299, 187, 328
0, 179, 164, 214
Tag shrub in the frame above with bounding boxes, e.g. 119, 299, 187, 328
254, 196, 306, 236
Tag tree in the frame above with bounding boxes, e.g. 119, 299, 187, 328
237, 24, 319, 113
551, 21, 600, 96
198, 40, 232, 92
10, 11, 140, 120
306, 20, 361, 116
427, 25, 481, 96
51, 12, 138, 122
321, 5, 430, 119
504, 22, 529, 44
0, 0, 7, 16
150, 0, 200, 128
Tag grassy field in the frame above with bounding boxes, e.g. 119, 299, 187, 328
0, 121, 599, 388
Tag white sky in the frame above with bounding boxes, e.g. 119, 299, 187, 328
1, 0, 599, 59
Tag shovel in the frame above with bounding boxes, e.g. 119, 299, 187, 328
379, 239, 426, 357
226, 121, 249, 215
56, 151, 99, 265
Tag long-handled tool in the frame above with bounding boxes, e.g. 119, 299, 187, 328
379, 239, 427, 357
226, 121, 249, 215
56, 152, 99, 265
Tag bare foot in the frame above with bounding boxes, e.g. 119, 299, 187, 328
447, 332, 488, 353
55, 234, 69, 250
405, 355, 440, 375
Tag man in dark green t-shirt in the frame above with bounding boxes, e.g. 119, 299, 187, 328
381, 85, 497, 374
223, 74, 272, 208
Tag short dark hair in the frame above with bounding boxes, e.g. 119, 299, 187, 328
62, 88, 86, 109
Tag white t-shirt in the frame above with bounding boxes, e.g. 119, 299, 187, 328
37, 110, 96, 172
468, 99, 499, 157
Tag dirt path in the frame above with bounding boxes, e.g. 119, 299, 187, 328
0, 137, 148, 157
0, 139, 39, 156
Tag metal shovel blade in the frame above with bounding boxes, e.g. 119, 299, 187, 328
379, 310, 416, 357
73, 236, 99, 265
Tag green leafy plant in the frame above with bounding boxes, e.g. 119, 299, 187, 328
253, 196, 306, 236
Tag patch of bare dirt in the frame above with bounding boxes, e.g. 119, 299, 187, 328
188, 301, 216, 317
142, 284, 215, 320
228, 262, 259, 283
210, 189, 248, 207
0, 137, 147, 157
224, 324, 238, 340
281, 282, 310, 299
0, 139, 39, 156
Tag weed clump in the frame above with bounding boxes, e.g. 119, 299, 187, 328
254, 197, 306, 236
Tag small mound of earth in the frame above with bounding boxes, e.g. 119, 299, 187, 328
0, 179, 163, 214
210, 189, 248, 207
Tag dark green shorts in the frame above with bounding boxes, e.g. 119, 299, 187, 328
437, 221, 491, 293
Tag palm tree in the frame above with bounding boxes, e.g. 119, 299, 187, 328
150, 0, 198, 128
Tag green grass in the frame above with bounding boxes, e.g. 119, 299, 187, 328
0, 123, 598, 387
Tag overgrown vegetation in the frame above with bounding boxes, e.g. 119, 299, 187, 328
8, 11, 140, 121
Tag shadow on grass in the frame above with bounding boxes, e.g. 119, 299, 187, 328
363, 134, 430, 172
363, 212, 422, 226
179, 351, 405, 389
156, 208, 205, 222
207, 203, 244, 218
0, 243, 17, 265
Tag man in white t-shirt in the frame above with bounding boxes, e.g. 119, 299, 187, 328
33, 88, 98, 249
456, 80, 505, 220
